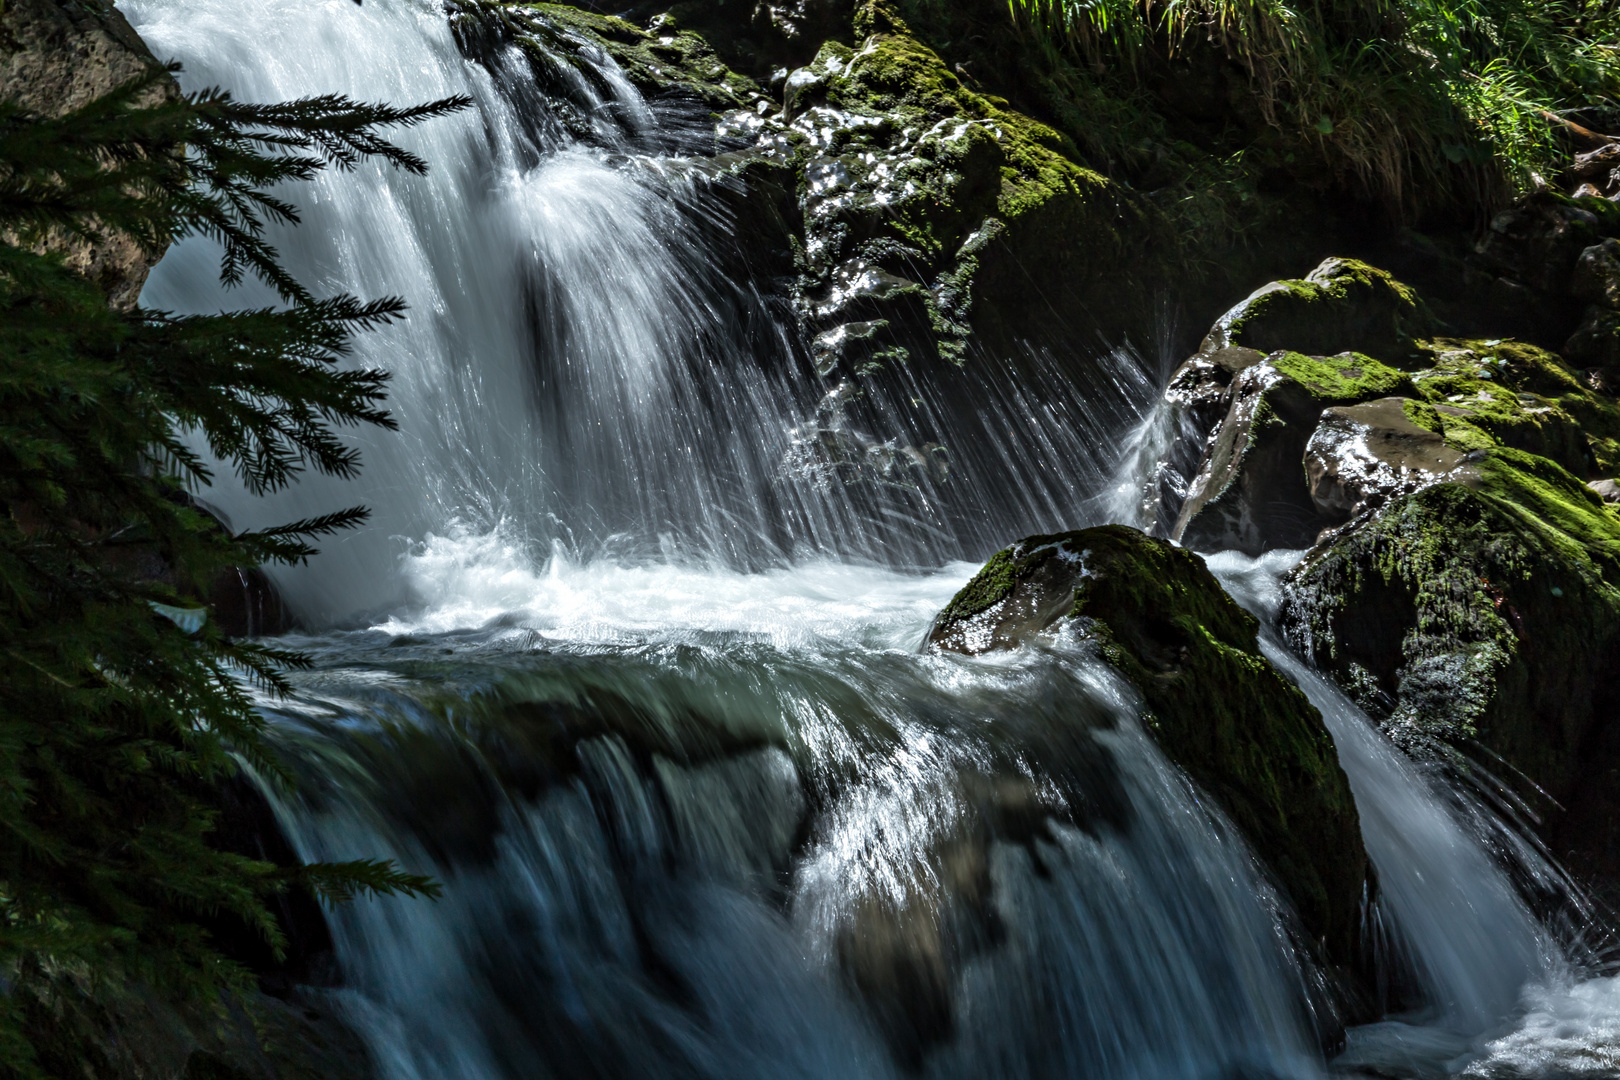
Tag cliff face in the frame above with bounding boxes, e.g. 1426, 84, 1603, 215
0, 0, 174, 307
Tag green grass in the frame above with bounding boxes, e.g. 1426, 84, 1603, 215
1003, 0, 1620, 215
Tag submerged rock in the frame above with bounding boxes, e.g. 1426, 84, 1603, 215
928, 526, 1371, 987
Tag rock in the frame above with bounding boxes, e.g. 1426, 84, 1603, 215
1171, 351, 1419, 554
1474, 192, 1604, 297
1409, 338, 1604, 478
1282, 451, 1620, 904
0, 0, 175, 308
1592, 478, 1620, 503
1572, 238, 1620, 307
1141, 260, 1428, 536
1565, 303, 1620, 379
1199, 257, 1429, 366
769, 5, 1165, 366
927, 526, 1372, 984
1571, 141, 1620, 199
1304, 397, 1468, 523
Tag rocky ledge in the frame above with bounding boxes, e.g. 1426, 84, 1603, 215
927, 525, 1373, 1015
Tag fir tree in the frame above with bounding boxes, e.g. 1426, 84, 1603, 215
0, 64, 469, 1074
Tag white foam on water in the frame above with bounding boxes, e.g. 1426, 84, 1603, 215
378, 524, 977, 650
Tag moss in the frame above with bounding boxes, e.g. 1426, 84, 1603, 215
1269, 350, 1418, 402
1474, 447, 1620, 577
1219, 259, 1430, 365
1411, 338, 1616, 478
933, 547, 1021, 624
479, 2, 765, 110
1402, 397, 1444, 433
932, 527, 1369, 979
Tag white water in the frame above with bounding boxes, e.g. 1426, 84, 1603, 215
120, 0, 1620, 1074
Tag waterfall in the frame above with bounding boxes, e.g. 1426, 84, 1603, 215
125, 0, 1160, 628
116, 0, 1618, 1075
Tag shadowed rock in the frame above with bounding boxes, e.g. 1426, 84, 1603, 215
928, 525, 1372, 994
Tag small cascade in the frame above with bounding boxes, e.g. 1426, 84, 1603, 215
254, 580, 1324, 1080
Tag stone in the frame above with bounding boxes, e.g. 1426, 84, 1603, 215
1572, 238, 1620, 307
1592, 478, 1620, 503
1199, 257, 1429, 366
927, 525, 1372, 987
0, 0, 175, 308
1282, 452, 1620, 905
1304, 397, 1468, 523
1474, 193, 1604, 297
1142, 259, 1427, 536
1565, 303, 1620, 375
1171, 351, 1419, 554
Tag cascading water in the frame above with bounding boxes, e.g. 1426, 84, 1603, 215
120, 0, 1619, 1075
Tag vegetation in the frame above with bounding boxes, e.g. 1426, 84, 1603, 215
1003, 0, 1620, 215
0, 67, 467, 1074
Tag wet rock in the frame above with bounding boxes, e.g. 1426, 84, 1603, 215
1408, 338, 1604, 478
0, 0, 175, 308
927, 526, 1372, 984
1281, 460, 1620, 903
1591, 478, 1620, 503
209, 566, 293, 639
1142, 260, 1429, 536
1200, 257, 1429, 367
1171, 351, 1419, 554
1304, 397, 1468, 524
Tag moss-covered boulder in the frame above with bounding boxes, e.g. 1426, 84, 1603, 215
1171, 350, 1422, 553
1200, 258, 1430, 368
1283, 432, 1620, 900
1303, 397, 1468, 524
928, 526, 1371, 983
775, 0, 1166, 369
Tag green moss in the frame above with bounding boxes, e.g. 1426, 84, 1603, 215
1475, 448, 1620, 576
1411, 338, 1610, 478
1269, 350, 1418, 402
1220, 259, 1429, 365
1402, 397, 1444, 433
933, 547, 1020, 624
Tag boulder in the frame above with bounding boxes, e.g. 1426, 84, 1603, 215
1303, 397, 1468, 523
1142, 260, 1428, 536
1282, 451, 1620, 903
1198, 257, 1429, 367
928, 526, 1371, 984
0, 0, 175, 308
1171, 351, 1418, 553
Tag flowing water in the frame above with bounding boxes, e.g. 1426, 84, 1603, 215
120, 0, 1619, 1075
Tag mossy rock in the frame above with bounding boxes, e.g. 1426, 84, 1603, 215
1172, 351, 1420, 553
1410, 338, 1612, 477
929, 526, 1371, 984
789, 0, 1168, 366
1282, 467, 1620, 901
1201, 258, 1430, 367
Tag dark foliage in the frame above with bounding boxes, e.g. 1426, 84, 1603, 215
0, 67, 468, 1074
